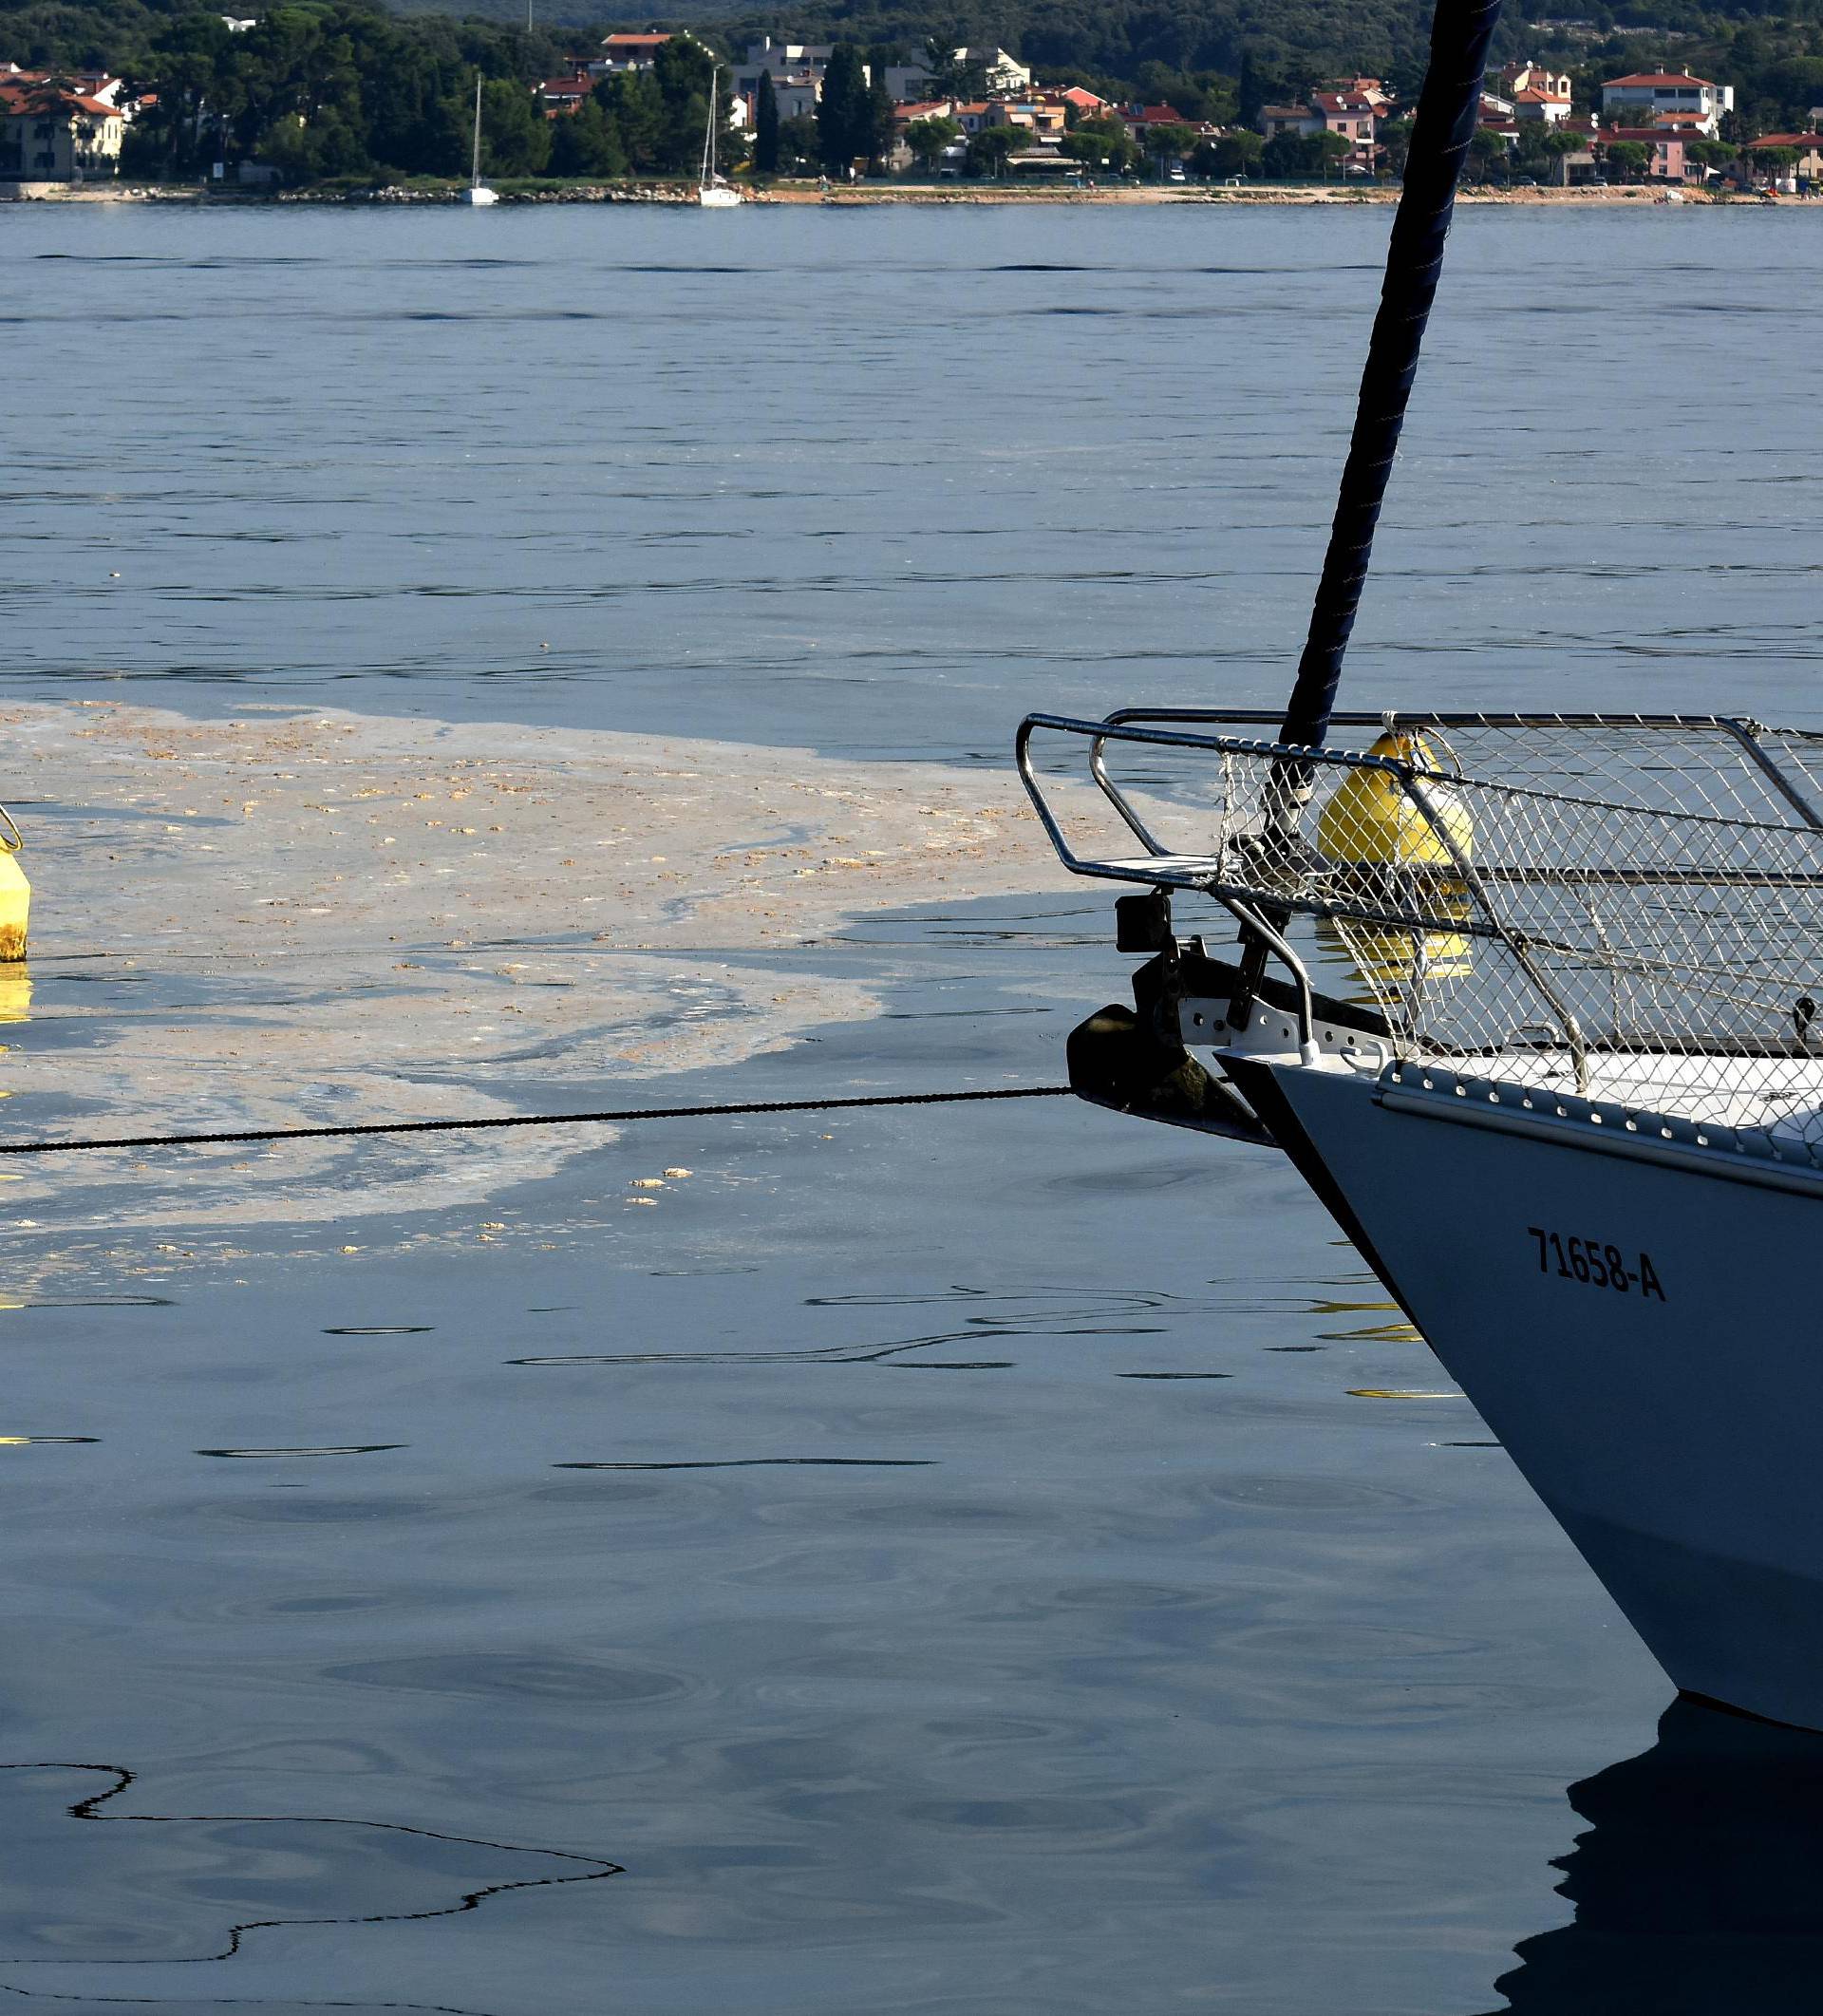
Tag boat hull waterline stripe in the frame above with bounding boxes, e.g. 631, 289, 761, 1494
0, 1086, 1076, 1159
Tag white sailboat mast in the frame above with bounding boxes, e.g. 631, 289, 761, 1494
471, 74, 483, 189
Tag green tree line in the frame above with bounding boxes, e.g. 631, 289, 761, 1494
11, 0, 1823, 184
16, 0, 743, 180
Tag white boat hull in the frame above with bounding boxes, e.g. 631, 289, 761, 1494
697, 186, 742, 208
460, 186, 499, 206
1229, 1048, 1823, 1729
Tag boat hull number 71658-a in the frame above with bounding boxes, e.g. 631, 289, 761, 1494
1527, 1227, 1666, 1301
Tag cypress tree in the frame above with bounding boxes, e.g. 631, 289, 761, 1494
817, 42, 867, 171
1238, 48, 1263, 126
863, 47, 893, 166
755, 68, 780, 174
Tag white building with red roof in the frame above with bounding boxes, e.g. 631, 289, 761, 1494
537, 70, 592, 116
1599, 70, 1732, 138
1512, 83, 1573, 124
1499, 61, 1571, 102
0, 70, 125, 179
594, 32, 673, 74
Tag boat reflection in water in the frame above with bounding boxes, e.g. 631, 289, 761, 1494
1491, 1697, 1823, 2013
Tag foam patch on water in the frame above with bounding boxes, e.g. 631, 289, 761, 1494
0, 698, 1052, 1239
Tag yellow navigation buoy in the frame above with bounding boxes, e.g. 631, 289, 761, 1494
1316, 730, 1473, 869
0, 808, 28, 963
1316, 733, 1473, 989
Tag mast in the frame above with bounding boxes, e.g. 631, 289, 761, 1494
471, 73, 483, 190
1277, 0, 1505, 752
702, 77, 716, 187
1223, 0, 1503, 1026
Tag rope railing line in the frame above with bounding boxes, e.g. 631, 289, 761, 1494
0, 1085, 1077, 1159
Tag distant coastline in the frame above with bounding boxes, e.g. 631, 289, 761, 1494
4, 179, 1805, 208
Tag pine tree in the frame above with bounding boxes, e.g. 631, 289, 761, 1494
754, 69, 780, 174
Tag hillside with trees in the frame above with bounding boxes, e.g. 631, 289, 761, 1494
9, 0, 1823, 182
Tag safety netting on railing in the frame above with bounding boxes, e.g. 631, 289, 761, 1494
1020, 711, 1823, 1139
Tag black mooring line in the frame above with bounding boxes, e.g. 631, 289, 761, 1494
0, 1085, 1077, 1159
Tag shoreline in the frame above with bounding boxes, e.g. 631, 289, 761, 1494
4, 179, 1796, 208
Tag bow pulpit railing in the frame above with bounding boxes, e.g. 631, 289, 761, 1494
1019, 708, 1823, 1141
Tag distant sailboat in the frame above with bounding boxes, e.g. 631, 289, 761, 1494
697, 73, 741, 206
461, 74, 499, 205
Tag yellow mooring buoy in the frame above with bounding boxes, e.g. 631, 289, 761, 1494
1315, 729, 1472, 869
1315, 731, 1471, 985
0, 808, 29, 963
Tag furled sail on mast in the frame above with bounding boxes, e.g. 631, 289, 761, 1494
1282, 0, 1504, 752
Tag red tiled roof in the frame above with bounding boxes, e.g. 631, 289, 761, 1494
0, 79, 119, 117
1748, 132, 1823, 148
601, 32, 670, 47
1513, 86, 1569, 104
1606, 71, 1714, 88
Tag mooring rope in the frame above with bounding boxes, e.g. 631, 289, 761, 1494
0, 1084, 1077, 1159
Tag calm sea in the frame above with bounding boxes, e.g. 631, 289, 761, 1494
2, 199, 1821, 2013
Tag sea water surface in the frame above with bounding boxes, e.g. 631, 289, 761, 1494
2, 199, 1822, 2013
